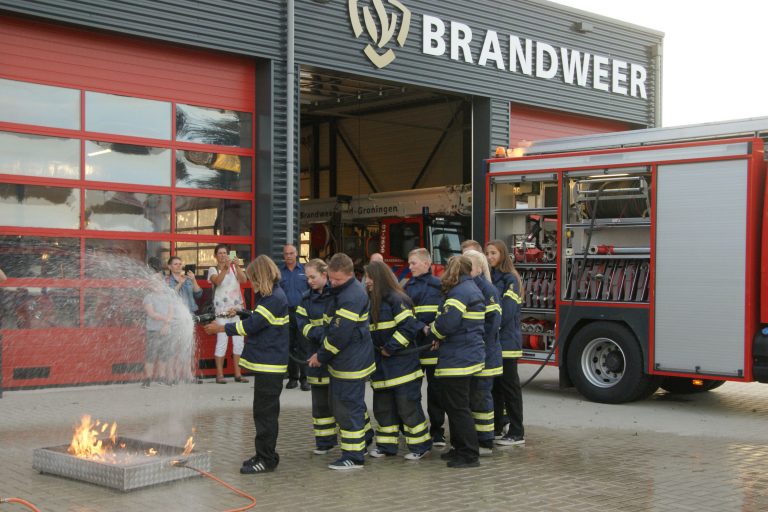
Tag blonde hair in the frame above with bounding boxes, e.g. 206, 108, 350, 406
440, 255, 472, 295
461, 239, 483, 253
463, 249, 491, 282
408, 247, 432, 264
245, 255, 281, 297
305, 258, 328, 274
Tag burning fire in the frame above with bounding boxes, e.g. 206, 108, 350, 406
67, 415, 195, 463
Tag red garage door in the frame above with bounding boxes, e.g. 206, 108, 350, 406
0, 15, 257, 389
509, 103, 633, 149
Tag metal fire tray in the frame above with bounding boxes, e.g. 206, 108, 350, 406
32, 437, 211, 492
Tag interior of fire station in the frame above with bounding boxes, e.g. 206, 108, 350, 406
298, 66, 473, 264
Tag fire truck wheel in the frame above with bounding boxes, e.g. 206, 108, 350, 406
660, 377, 726, 394
567, 322, 658, 404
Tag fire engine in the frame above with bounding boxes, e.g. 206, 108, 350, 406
485, 117, 768, 403
300, 185, 471, 278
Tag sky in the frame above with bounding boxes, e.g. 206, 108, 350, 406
552, 0, 768, 127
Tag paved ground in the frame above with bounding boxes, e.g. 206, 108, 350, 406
1, 366, 768, 511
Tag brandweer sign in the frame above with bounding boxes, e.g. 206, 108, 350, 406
349, 1, 648, 100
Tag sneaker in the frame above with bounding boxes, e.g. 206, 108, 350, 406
447, 459, 480, 468
240, 459, 274, 474
328, 457, 364, 470
494, 423, 510, 439
479, 447, 493, 457
404, 450, 430, 460
432, 434, 447, 447
368, 448, 395, 458
242, 455, 259, 467
440, 449, 459, 461
300, 380, 311, 391
286, 379, 299, 389
495, 435, 525, 446
312, 446, 333, 455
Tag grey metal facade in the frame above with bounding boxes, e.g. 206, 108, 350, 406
0, 0, 662, 252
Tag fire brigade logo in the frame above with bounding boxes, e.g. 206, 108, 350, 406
348, 0, 411, 69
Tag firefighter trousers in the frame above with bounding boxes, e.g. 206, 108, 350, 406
424, 365, 445, 438
330, 378, 368, 463
439, 375, 479, 463
469, 376, 495, 447
251, 373, 283, 468
311, 384, 337, 449
372, 379, 432, 455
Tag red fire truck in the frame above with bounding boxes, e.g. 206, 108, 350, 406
485, 118, 768, 403
300, 185, 471, 278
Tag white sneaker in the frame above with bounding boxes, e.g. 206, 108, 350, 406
368, 448, 395, 458
479, 447, 493, 457
495, 435, 525, 446
404, 450, 430, 460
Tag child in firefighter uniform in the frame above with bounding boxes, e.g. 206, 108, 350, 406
426, 255, 486, 468
295, 259, 336, 454
204, 255, 289, 474
486, 240, 525, 446
403, 247, 446, 446
464, 250, 503, 455
308, 253, 375, 470
364, 261, 432, 460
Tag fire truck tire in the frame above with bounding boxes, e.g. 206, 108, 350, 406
567, 322, 659, 404
660, 377, 726, 394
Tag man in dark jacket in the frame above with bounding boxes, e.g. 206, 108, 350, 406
280, 244, 310, 390
308, 253, 375, 470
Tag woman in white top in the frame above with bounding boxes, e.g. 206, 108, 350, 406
207, 243, 248, 383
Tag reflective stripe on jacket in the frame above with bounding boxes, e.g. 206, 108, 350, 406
403, 271, 442, 366
370, 291, 423, 389
225, 285, 289, 374
492, 268, 523, 359
316, 276, 376, 380
296, 285, 332, 385
430, 276, 485, 377
473, 275, 503, 377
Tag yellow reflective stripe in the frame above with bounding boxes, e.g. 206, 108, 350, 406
406, 432, 432, 444
477, 366, 503, 377
340, 428, 366, 438
323, 314, 332, 324
394, 309, 414, 323
235, 321, 247, 336
420, 357, 438, 365
310, 318, 324, 326
376, 424, 400, 434
255, 305, 289, 325
444, 298, 467, 313
472, 411, 494, 420
323, 337, 340, 355
238, 360, 287, 373
486, 304, 502, 314
403, 421, 428, 434
370, 320, 396, 331
475, 423, 495, 432
430, 323, 445, 340
295, 305, 308, 316
414, 305, 439, 314
435, 363, 484, 377
307, 376, 330, 385
502, 350, 523, 358
328, 362, 376, 380
504, 288, 523, 304
393, 330, 410, 347
314, 428, 337, 436
302, 324, 313, 337
340, 441, 366, 451
336, 308, 368, 322
370, 369, 423, 389
462, 311, 485, 320
313, 416, 336, 426
375, 436, 399, 445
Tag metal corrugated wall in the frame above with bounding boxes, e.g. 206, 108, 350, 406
294, 0, 661, 126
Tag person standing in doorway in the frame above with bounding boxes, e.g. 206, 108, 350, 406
280, 244, 310, 391
207, 243, 248, 384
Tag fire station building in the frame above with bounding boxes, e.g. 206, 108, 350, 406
0, 0, 662, 388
